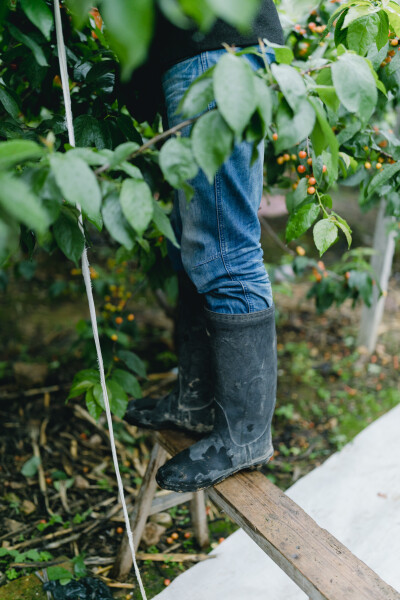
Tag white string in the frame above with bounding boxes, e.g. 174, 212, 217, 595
53, 3, 147, 598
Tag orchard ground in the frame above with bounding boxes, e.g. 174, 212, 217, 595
0, 187, 399, 599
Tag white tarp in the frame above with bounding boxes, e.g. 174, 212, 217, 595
154, 403, 400, 599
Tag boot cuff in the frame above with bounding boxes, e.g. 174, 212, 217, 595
204, 305, 275, 325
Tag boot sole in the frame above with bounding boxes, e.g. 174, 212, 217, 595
124, 413, 213, 435
156, 452, 274, 493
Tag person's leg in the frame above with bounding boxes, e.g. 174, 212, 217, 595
124, 269, 214, 433
155, 47, 278, 491
162, 48, 275, 314
124, 55, 216, 434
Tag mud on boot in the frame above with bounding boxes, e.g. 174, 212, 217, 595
156, 306, 277, 492
124, 272, 215, 434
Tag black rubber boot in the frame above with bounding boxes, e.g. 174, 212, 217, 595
156, 306, 277, 492
124, 272, 214, 434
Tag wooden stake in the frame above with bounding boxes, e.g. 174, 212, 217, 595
111, 442, 167, 580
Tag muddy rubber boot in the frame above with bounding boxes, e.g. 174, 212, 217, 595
155, 306, 277, 492
124, 272, 214, 434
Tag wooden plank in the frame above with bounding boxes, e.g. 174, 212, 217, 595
111, 442, 167, 580
190, 491, 209, 548
149, 491, 194, 515
157, 430, 400, 600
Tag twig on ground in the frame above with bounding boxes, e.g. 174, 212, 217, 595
0, 384, 68, 400
136, 552, 213, 562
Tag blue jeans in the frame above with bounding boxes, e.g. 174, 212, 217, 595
162, 46, 276, 314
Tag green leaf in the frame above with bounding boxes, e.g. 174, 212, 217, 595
334, 7, 349, 47
376, 10, 390, 51
47, 567, 73, 583
120, 178, 154, 237
119, 162, 143, 179
286, 202, 320, 243
263, 40, 294, 65
0, 139, 43, 170
65, 0, 93, 27
72, 554, 87, 579
108, 380, 128, 418
315, 68, 340, 113
21, 456, 41, 477
159, 138, 198, 188
8, 23, 48, 66
254, 77, 272, 136
117, 350, 147, 379
109, 142, 140, 168
53, 210, 84, 264
214, 53, 257, 134
92, 382, 109, 411
101, 0, 154, 78
336, 120, 361, 145
192, 110, 233, 183
285, 177, 308, 214
275, 99, 316, 153
112, 369, 142, 398
105, 328, 130, 348
50, 153, 101, 221
347, 14, 380, 56
68, 148, 108, 167
0, 218, 19, 266
348, 271, 374, 306
152, 200, 179, 248
313, 219, 338, 256
331, 53, 377, 123
385, 5, 400, 37
0, 173, 49, 234
335, 221, 352, 248
365, 162, 400, 200
68, 369, 98, 400
271, 63, 308, 112
0, 85, 19, 119
320, 194, 333, 209
178, 76, 215, 118
102, 193, 135, 250
173, 0, 214, 30
21, 0, 53, 39
282, 0, 331, 25
308, 97, 339, 186
74, 115, 112, 150
85, 387, 103, 420
342, 4, 379, 28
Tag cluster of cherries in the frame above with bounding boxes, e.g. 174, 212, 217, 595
381, 33, 400, 68
274, 147, 327, 196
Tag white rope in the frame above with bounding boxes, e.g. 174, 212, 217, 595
53, 3, 147, 598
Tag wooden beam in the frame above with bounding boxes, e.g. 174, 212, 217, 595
157, 430, 400, 600
148, 491, 194, 515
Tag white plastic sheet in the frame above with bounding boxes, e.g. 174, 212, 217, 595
155, 403, 400, 599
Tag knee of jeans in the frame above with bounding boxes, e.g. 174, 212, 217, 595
181, 245, 269, 297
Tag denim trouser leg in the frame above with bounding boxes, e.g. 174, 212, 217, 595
162, 48, 275, 314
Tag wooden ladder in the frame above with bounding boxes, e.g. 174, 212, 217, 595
111, 438, 209, 580
113, 430, 400, 600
